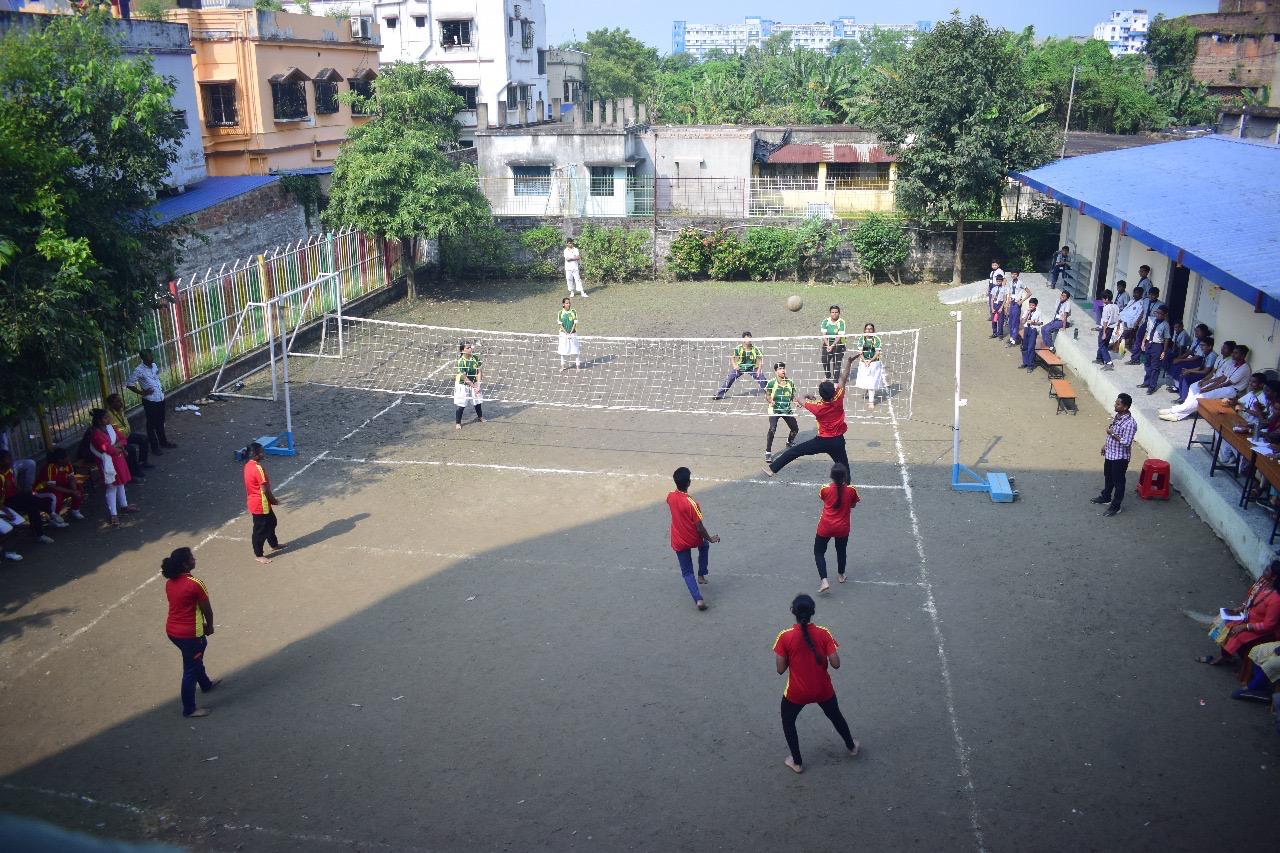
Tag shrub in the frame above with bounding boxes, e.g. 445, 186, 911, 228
742, 227, 800, 281
667, 227, 712, 280
708, 231, 749, 280
576, 225, 650, 283
794, 217, 844, 280
519, 225, 564, 279
851, 213, 911, 283
995, 205, 1061, 273
440, 220, 513, 280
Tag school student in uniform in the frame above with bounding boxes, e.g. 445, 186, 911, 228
1113, 280, 1131, 311
1006, 278, 1028, 347
1173, 339, 1231, 403
764, 362, 799, 463
989, 274, 1009, 338
1020, 298, 1045, 371
1120, 286, 1146, 355
1138, 306, 1172, 394
1128, 286, 1163, 365
1166, 329, 1214, 392
1095, 289, 1118, 370
1039, 290, 1072, 351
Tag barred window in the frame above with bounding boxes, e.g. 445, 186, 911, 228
590, 166, 614, 197
270, 79, 308, 122
451, 86, 478, 110
201, 82, 237, 127
512, 165, 551, 196
314, 80, 339, 114
441, 20, 471, 47
348, 75, 375, 115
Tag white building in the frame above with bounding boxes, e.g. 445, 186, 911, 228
287, 0, 548, 144
672, 16, 930, 59
1092, 9, 1149, 56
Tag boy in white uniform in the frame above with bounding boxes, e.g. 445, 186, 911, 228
564, 239, 587, 297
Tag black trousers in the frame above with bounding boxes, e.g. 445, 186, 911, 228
766, 416, 799, 452
814, 534, 849, 579
768, 435, 847, 474
820, 345, 846, 381
1100, 457, 1129, 510
4, 492, 45, 538
125, 433, 149, 468
251, 511, 280, 557
142, 399, 168, 449
781, 695, 855, 766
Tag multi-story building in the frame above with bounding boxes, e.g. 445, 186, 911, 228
0, 8, 207, 191
286, 1, 548, 144
162, 6, 380, 177
1091, 9, 1149, 56
546, 47, 586, 113
672, 16, 930, 59
1183, 1, 1280, 105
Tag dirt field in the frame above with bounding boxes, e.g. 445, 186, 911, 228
0, 279, 1275, 852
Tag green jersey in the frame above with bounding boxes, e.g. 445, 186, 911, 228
559, 308, 577, 333
821, 317, 847, 346
455, 353, 482, 383
765, 377, 796, 414
733, 344, 762, 372
859, 334, 881, 360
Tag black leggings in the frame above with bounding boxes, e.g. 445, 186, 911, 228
455, 404, 484, 425
767, 435, 848, 474
781, 695, 855, 766
813, 534, 848, 580
820, 345, 846, 381
766, 416, 799, 452
251, 511, 279, 558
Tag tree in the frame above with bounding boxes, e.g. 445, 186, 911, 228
0, 11, 185, 420
857, 14, 1058, 285
576, 28, 659, 101
323, 62, 490, 290
1145, 14, 1217, 126
1022, 36, 1161, 134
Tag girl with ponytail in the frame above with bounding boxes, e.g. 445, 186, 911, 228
814, 464, 859, 593
161, 547, 220, 718
772, 594, 859, 773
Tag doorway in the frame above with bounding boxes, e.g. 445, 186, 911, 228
1166, 264, 1191, 326
1093, 225, 1113, 300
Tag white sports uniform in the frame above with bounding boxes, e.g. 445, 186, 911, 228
564, 247, 586, 296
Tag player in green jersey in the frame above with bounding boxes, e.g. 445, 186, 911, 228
713, 332, 768, 400
453, 341, 483, 429
820, 306, 847, 381
556, 297, 581, 370
764, 361, 799, 463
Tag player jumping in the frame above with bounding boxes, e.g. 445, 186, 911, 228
763, 354, 852, 476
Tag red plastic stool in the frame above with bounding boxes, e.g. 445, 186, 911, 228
1136, 459, 1170, 500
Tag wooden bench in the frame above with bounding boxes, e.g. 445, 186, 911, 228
1049, 378, 1077, 414
1036, 347, 1065, 378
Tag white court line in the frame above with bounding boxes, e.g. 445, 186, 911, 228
0, 783, 412, 850
319, 454, 905, 491
339, 395, 404, 442
207, 534, 921, 587
0, 450, 335, 685
887, 400, 986, 852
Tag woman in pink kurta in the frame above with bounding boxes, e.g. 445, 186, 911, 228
86, 408, 137, 525
1202, 561, 1278, 666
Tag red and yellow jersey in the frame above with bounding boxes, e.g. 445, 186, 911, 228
244, 460, 271, 515
37, 462, 76, 493
816, 484, 859, 538
773, 623, 838, 704
165, 574, 210, 639
666, 490, 705, 552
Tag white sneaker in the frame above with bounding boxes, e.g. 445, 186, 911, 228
69, 509, 85, 520
37, 534, 54, 544
49, 514, 69, 528
2, 551, 21, 562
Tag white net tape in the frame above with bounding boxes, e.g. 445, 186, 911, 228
299, 315, 919, 421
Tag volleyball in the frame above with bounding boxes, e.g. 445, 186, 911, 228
786, 295, 803, 312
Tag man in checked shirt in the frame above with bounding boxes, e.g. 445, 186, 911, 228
1091, 393, 1137, 517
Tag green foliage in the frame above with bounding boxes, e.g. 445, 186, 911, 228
134, 0, 174, 20
995, 206, 1062, 273
742, 227, 800, 281
575, 225, 650, 283
440, 220, 513, 280
1022, 37, 1161, 134
707, 232, 749, 281
666, 228, 713, 280
851, 214, 911, 283
567, 28, 659, 101
325, 62, 487, 274
1145, 15, 1217, 126
295, 0, 313, 13
519, 225, 564, 279
254, 0, 284, 10
0, 10, 186, 418
794, 218, 844, 280
279, 174, 325, 229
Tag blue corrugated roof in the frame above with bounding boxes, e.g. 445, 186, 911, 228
148, 175, 280, 224
1014, 135, 1280, 318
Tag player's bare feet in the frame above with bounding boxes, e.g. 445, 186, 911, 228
761, 465, 775, 478
455, 423, 462, 430
849, 739, 861, 757
202, 678, 223, 693
819, 578, 830, 594
184, 708, 210, 718
837, 573, 846, 583
784, 756, 803, 773
255, 556, 272, 564
697, 574, 708, 585
695, 600, 707, 611
270, 542, 288, 552
474, 416, 484, 424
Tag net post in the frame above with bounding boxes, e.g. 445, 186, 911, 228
265, 302, 279, 402
332, 234, 345, 359
277, 300, 295, 453
952, 310, 962, 483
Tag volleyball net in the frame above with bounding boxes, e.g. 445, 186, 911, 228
296, 316, 920, 421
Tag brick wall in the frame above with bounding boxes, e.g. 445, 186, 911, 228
173, 182, 319, 281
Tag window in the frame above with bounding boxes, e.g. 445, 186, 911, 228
521, 19, 534, 50
348, 73, 375, 115
271, 78, 308, 121
825, 163, 890, 190
172, 109, 188, 129
201, 82, 237, 127
384, 16, 397, 29
509, 17, 514, 38
538, 49, 546, 75
413, 16, 425, 27
314, 80, 339, 114
506, 86, 518, 110
451, 86, 478, 110
563, 80, 581, 103
590, 166, 614, 197
512, 165, 551, 196
441, 20, 471, 47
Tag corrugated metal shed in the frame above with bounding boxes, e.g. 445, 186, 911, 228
1014, 135, 1280, 317
766, 143, 894, 164
148, 175, 280, 225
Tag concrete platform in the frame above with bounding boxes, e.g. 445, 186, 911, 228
1021, 273, 1275, 577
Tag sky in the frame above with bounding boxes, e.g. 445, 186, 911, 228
545, 1, 1212, 53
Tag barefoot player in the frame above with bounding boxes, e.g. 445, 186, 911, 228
557, 298, 581, 371
666, 466, 720, 611
454, 341, 484, 429
764, 361, 798, 463
763, 355, 852, 476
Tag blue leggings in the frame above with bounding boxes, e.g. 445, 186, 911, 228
675, 542, 710, 602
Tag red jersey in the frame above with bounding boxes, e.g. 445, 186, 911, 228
667, 490, 705, 552
816, 484, 860, 538
804, 387, 847, 438
0, 467, 16, 500
773, 623, 839, 704
165, 574, 210, 639
37, 462, 75, 493
244, 460, 271, 515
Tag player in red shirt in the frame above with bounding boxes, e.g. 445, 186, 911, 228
161, 547, 220, 717
36, 447, 85, 520
763, 357, 853, 477
772, 594, 859, 773
814, 464, 859, 594
666, 466, 720, 611
243, 442, 286, 564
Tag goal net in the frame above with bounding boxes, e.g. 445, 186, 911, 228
298, 316, 920, 421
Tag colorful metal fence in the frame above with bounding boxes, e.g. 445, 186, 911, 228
6, 227, 402, 461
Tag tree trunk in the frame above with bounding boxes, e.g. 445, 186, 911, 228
952, 218, 965, 286
405, 237, 417, 301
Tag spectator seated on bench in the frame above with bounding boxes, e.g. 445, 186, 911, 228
1167, 335, 1218, 395
36, 448, 85, 522
1, 449, 56, 547
1198, 560, 1280, 675
1160, 344, 1251, 422
1048, 246, 1070, 289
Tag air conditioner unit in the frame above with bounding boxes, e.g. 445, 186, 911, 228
350, 15, 373, 40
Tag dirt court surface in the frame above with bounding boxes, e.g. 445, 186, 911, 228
1, 279, 1275, 852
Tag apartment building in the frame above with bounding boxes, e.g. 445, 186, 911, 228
1091, 9, 1149, 56
672, 15, 930, 59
